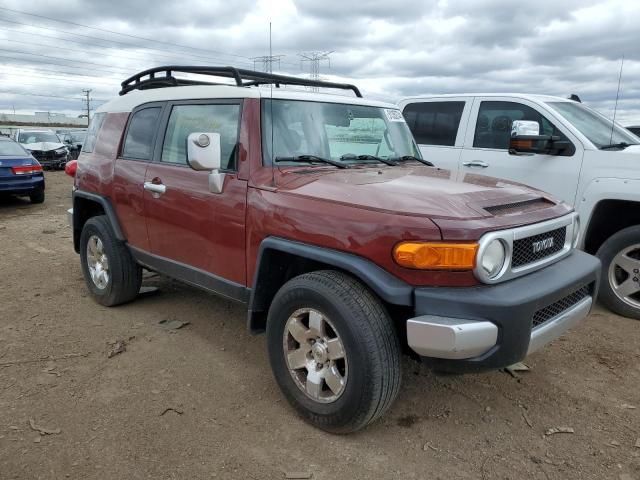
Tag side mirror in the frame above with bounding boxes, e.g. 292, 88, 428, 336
509, 120, 551, 155
186, 132, 225, 194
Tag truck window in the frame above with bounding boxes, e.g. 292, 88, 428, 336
402, 102, 465, 146
473, 101, 567, 150
122, 107, 161, 160
82, 113, 105, 153
161, 103, 240, 170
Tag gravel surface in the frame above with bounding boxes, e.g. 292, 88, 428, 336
1, 172, 639, 479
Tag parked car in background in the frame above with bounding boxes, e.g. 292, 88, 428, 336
0, 136, 45, 203
627, 126, 640, 137
61, 130, 87, 159
66, 67, 600, 433
399, 94, 640, 319
14, 129, 69, 170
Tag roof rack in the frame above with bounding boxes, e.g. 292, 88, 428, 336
119, 66, 362, 98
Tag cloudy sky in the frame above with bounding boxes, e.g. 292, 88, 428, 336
0, 0, 638, 123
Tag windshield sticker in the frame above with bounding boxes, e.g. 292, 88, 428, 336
384, 109, 406, 122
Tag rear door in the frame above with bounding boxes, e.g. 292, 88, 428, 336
459, 97, 584, 205
401, 98, 472, 179
143, 100, 247, 287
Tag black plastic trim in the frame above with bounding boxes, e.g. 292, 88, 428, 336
129, 246, 250, 304
72, 190, 125, 241
414, 250, 601, 372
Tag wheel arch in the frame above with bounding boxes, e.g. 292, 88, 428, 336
72, 190, 125, 253
583, 199, 640, 255
247, 237, 413, 334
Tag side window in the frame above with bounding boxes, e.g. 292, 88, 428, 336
473, 101, 568, 150
402, 101, 465, 146
82, 112, 106, 153
122, 107, 161, 160
161, 103, 240, 170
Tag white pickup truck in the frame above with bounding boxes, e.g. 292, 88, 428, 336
399, 94, 640, 319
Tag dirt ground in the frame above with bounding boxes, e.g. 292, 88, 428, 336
0, 171, 639, 480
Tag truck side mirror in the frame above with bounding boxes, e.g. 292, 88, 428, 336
509, 120, 549, 155
186, 132, 225, 194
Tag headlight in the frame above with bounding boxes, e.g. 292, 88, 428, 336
480, 239, 506, 279
572, 215, 580, 248
55, 147, 67, 154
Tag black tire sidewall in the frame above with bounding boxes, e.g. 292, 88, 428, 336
29, 188, 45, 204
596, 225, 640, 320
267, 277, 382, 430
80, 217, 118, 303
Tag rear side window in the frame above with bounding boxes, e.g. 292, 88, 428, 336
122, 107, 162, 160
403, 101, 465, 146
82, 112, 106, 153
161, 103, 240, 169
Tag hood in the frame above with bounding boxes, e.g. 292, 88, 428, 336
621, 145, 640, 155
276, 165, 565, 222
22, 142, 65, 152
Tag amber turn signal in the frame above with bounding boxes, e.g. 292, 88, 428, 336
393, 242, 478, 270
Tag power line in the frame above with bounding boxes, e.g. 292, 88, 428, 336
0, 7, 258, 63
0, 90, 89, 100
0, 47, 133, 75
1, 64, 117, 85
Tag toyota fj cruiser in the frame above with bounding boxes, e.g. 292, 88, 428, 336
68, 67, 600, 433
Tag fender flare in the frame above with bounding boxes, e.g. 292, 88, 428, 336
72, 190, 125, 250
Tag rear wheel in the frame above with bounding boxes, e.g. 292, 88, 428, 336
29, 188, 45, 204
79, 215, 142, 306
596, 225, 640, 320
266, 270, 402, 433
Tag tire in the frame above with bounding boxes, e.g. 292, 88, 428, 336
596, 225, 640, 320
266, 270, 402, 433
79, 215, 142, 307
29, 188, 45, 204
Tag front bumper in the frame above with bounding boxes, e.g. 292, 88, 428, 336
407, 250, 600, 372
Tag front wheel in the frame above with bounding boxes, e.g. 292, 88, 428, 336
266, 270, 402, 433
596, 225, 640, 320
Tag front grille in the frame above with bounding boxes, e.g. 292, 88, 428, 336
512, 226, 566, 268
485, 198, 552, 216
532, 284, 591, 329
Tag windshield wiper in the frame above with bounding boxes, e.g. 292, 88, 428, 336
600, 142, 632, 150
274, 155, 349, 169
389, 155, 435, 167
339, 154, 398, 166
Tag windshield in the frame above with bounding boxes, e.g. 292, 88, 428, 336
547, 101, 639, 149
18, 131, 61, 144
262, 99, 421, 166
70, 132, 86, 142
0, 139, 28, 156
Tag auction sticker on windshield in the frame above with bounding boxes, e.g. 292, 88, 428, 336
384, 109, 406, 122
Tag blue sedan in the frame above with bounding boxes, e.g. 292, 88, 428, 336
0, 136, 45, 204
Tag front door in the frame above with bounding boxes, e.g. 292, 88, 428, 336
143, 100, 247, 286
459, 97, 584, 206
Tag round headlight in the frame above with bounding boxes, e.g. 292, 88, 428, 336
572, 215, 580, 248
481, 239, 506, 279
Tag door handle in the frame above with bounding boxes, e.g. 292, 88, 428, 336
462, 160, 489, 168
143, 181, 166, 195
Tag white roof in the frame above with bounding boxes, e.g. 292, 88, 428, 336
400, 93, 574, 104
97, 85, 396, 113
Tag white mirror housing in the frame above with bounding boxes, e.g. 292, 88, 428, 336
187, 132, 222, 171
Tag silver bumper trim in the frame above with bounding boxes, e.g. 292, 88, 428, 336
527, 296, 592, 355
407, 316, 498, 359
67, 207, 73, 227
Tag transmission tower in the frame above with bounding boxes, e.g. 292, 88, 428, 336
81, 89, 92, 127
298, 51, 334, 91
252, 54, 285, 73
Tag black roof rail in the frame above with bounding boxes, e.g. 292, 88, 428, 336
119, 66, 362, 98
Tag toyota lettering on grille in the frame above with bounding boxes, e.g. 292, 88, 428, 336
532, 237, 555, 254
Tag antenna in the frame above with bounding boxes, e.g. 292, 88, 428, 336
609, 55, 624, 145
269, 21, 276, 188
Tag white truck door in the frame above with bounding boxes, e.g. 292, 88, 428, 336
459, 97, 584, 205
400, 98, 472, 181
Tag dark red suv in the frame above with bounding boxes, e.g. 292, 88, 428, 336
68, 67, 600, 433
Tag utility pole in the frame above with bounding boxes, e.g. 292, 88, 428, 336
298, 51, 334, 91
252, 54, 285, 74
82, 89, 92, 127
